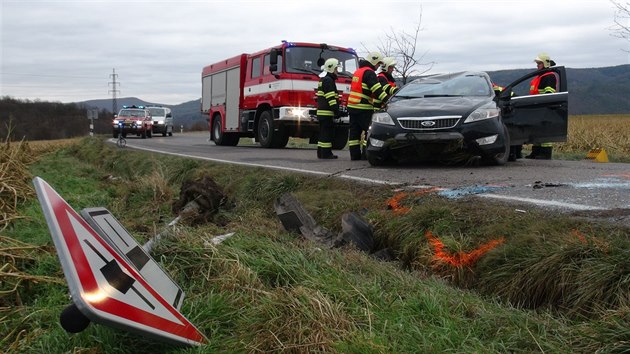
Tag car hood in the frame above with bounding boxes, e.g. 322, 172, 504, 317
385, 96, 491, 118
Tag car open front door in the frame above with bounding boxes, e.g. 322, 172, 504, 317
498, 66, 568, 145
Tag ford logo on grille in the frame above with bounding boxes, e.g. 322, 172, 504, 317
421, 121, 436, 127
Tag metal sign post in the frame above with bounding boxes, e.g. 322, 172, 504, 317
87, 109, 99, 136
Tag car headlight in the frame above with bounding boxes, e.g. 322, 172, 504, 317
372, 112, 395, 125
464, 105, 499, 123
113, 119, 119, 124
157, 120, 165, 125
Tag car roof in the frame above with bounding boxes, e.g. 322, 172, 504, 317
410, 71, 490, 84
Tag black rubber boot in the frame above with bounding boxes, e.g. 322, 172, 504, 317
317, 147, 322, 159
349, 146, 362, 160
535, 146, 552, 160
321, 147, 338, 159
525, 145, 540, 159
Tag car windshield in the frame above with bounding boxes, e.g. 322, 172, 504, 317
396, 74, 492, 98
148, 108, 165, 116
119, 109, 146, 118
285, 46, 358, 76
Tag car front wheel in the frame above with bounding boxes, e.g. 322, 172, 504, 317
484, 123, 510, 166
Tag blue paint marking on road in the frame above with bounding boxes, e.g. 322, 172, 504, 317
438, 185, 507, 199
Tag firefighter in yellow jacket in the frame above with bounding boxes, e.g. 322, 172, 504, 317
347, 52, 388, 160
316, 58, 342, 159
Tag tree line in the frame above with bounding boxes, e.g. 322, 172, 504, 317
0, 96, 114, 141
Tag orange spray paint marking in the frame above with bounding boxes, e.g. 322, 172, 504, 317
425, 230, 505, 268
571, 229, 588, 244
386, 188, 442, 215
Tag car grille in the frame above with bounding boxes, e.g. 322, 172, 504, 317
397, 116, 461, 130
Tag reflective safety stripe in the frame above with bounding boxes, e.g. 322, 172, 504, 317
317, 141, 332, 148
348, 139, 361, 147
317, 110, 334, 116
540, 143, 553, 147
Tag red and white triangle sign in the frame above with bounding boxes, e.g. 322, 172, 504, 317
33, 177, 206, 346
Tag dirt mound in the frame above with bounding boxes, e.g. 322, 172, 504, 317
172, 175, 229, 225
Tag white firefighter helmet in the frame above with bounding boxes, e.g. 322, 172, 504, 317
323, 58, 341, 73
319, 58, 341, 77
382, 57, 397, 71
366, 51, 384, 67
534, 53, 552, 68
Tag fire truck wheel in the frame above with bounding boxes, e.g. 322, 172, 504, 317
257, 110, 285, 148
213, 117, 239, 146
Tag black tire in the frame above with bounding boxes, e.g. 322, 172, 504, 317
162, 131, 167, 137
484, 123, 510, 166
277, 132, 289, 148
168, 131, 173, 136
367, 152, 388, 166
256, 111, 278, 148
113, 131, 118, 139
213, 117, 239, 146
332, 126, 349, 150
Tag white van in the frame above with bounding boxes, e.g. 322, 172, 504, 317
148, 106, 174, 136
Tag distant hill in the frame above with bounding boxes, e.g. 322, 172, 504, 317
78, 65, 630, 127
77, 97, 204, 130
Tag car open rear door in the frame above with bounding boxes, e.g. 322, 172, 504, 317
498, 66, 568, 145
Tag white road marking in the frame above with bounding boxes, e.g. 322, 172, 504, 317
120, 141, 611, 212
478, 194, 606, 211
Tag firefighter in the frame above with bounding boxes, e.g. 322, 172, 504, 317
316, 58, 342, 159
377, 57, 399, 97
347, 51, 388, 160
526, 52, 557, 160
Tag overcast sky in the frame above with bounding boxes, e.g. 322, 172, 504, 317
1, 0, 628, 105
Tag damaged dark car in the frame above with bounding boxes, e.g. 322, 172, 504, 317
366, 67, 568, 166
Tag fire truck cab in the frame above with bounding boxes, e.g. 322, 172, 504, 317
201, 41, 358, 148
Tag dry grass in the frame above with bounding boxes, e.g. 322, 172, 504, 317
0, 138, 80, 230
556, 114, 630, 156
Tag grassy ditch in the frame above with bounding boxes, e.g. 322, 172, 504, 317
1, 137, 629, 353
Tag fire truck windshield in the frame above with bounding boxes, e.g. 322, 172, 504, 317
285, 47, 357, 76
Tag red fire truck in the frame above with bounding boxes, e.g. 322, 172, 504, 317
201, 41, 358, 148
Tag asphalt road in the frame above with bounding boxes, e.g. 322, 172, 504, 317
114, 132, 630, 226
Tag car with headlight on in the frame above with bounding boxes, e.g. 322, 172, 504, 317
113, 105, 153, 139
366, 67, 568, 166
148, 105, 174, 137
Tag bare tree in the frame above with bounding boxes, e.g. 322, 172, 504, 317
362, 6, 434, 85
610, 1, 630, 47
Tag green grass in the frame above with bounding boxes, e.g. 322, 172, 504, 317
1, 137, 628, 353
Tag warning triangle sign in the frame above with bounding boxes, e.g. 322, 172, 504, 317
33, 177, 206, 346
